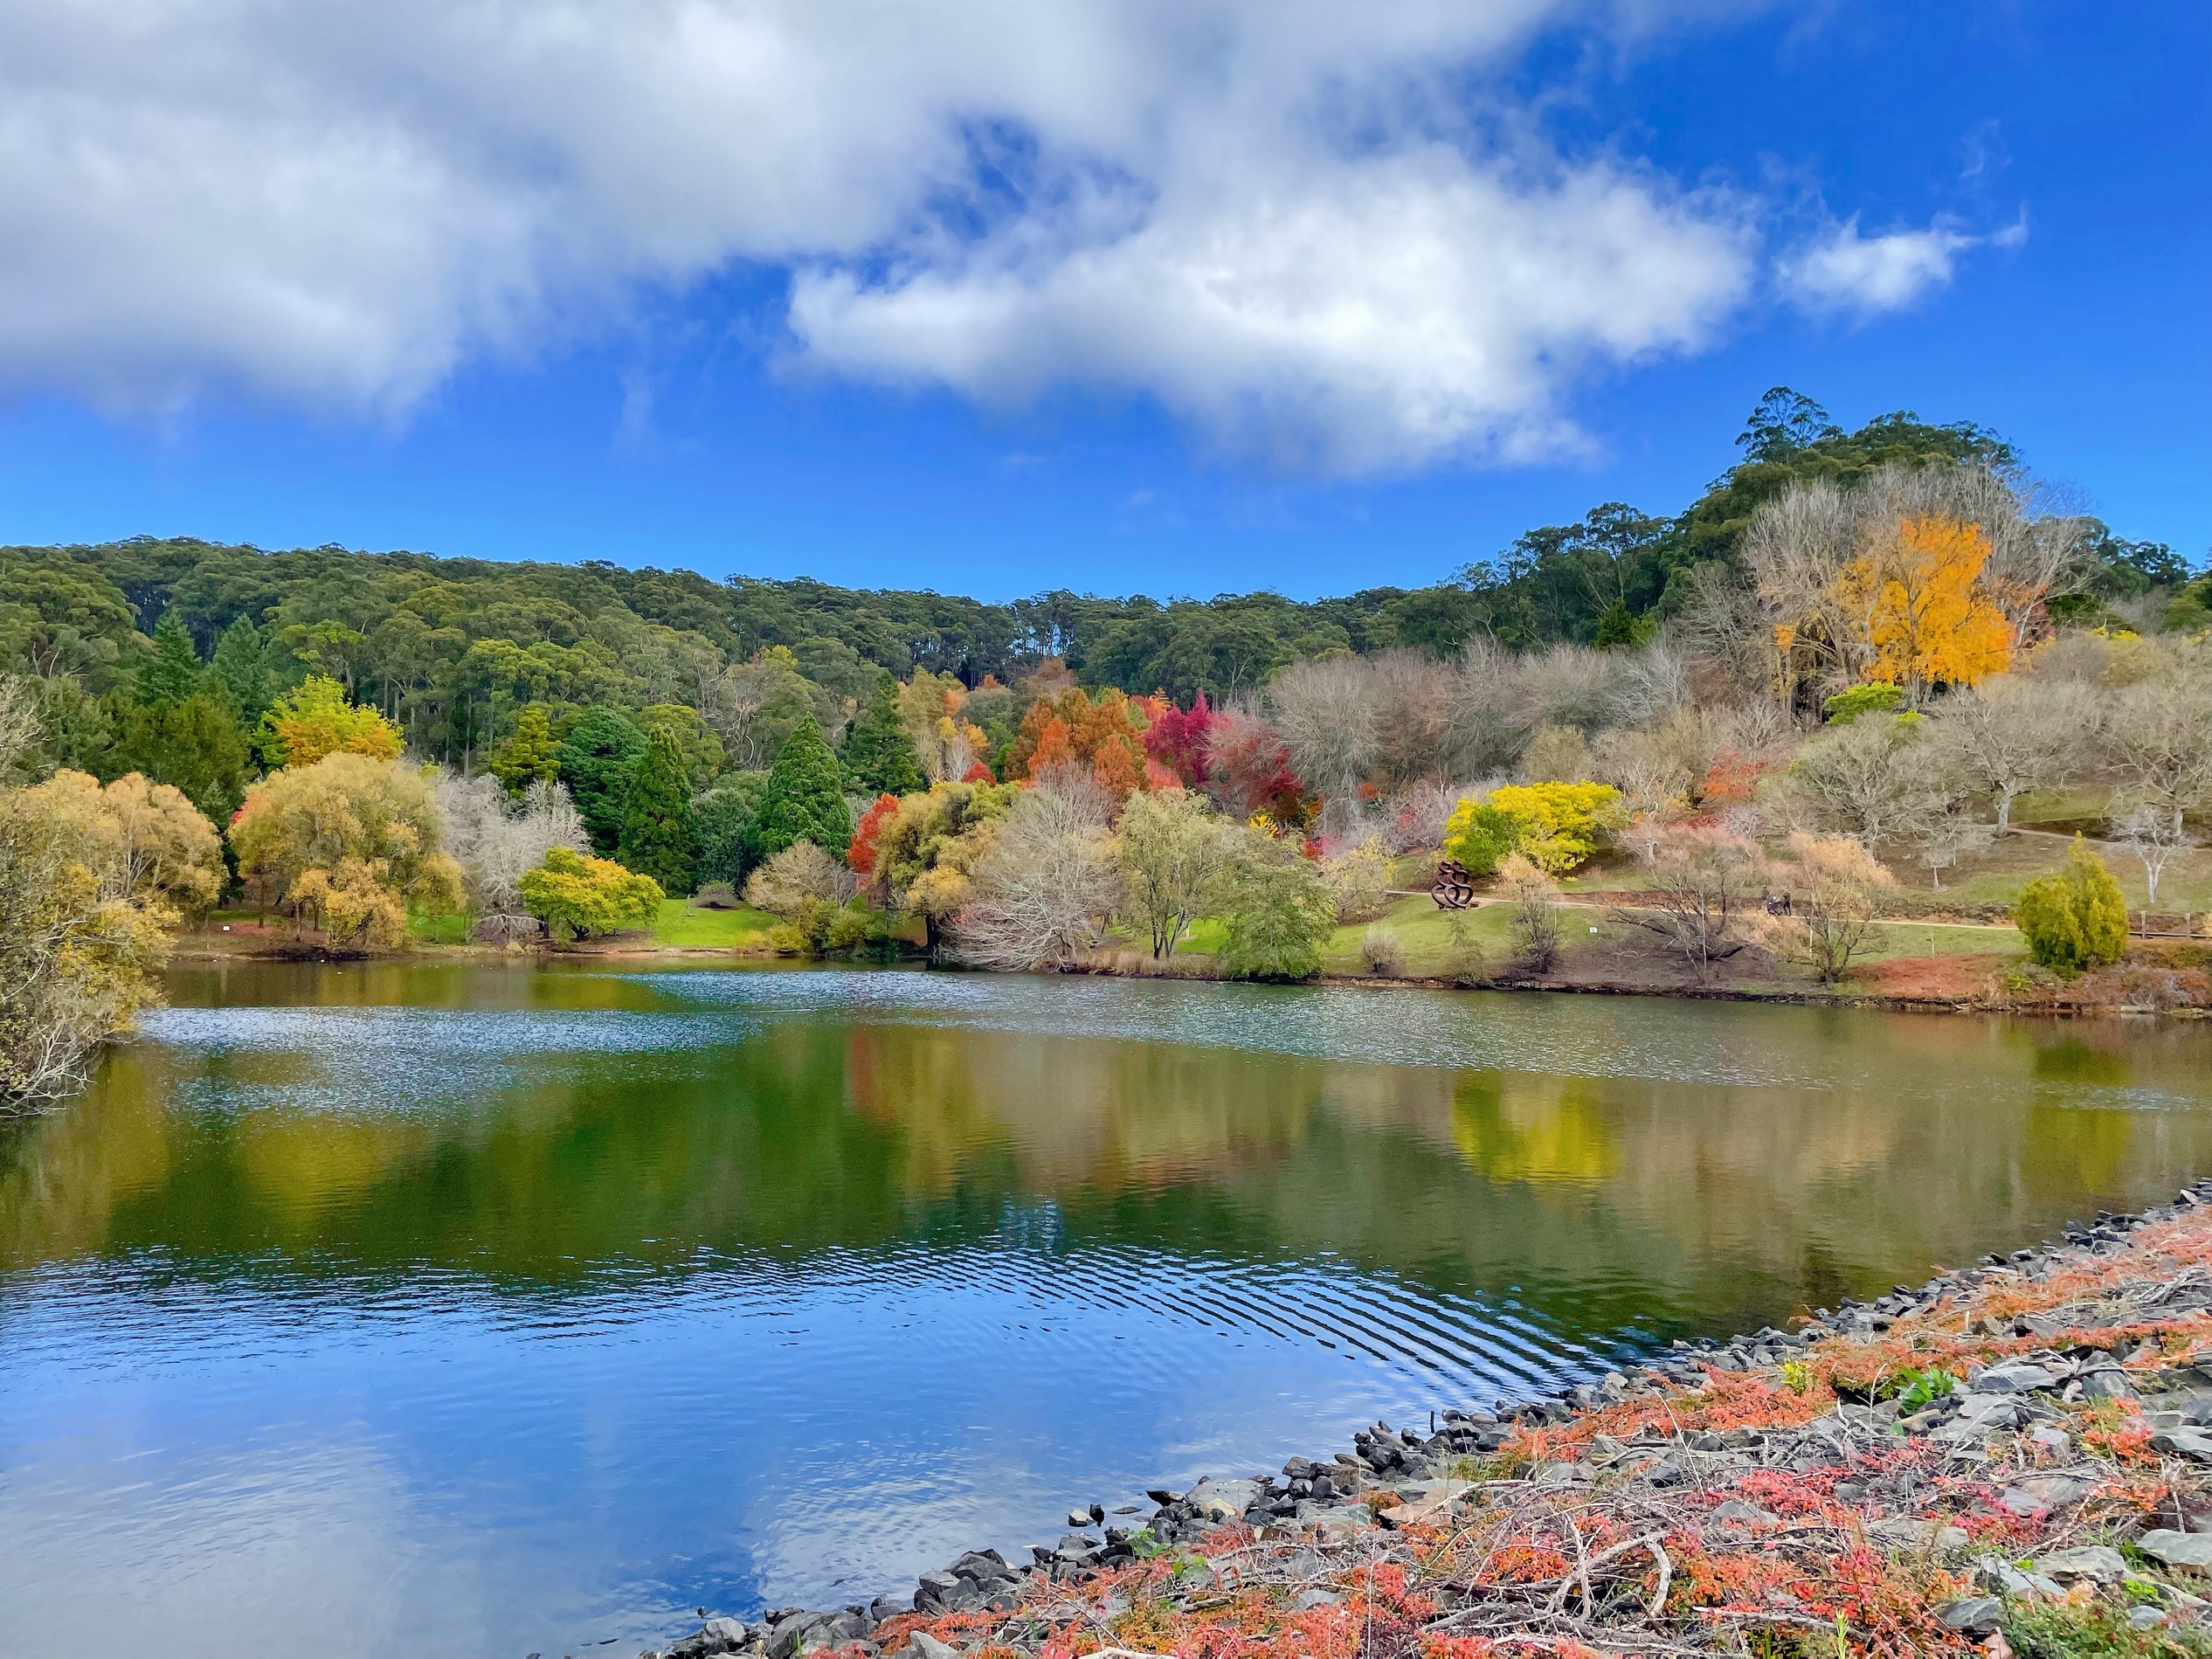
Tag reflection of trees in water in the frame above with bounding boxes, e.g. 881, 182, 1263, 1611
6, 995, 2212, 1352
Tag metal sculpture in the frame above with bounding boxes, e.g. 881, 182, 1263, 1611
1430, 860, 1479, 910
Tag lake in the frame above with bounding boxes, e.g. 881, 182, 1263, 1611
4, 962, 2211, 1658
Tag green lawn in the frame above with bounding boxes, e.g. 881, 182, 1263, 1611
646, 897, 779, 947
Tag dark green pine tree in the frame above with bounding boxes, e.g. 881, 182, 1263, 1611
112, 695, 252, 824
840, 674, 925, 796
750, 717, 854, 864
615, 728, 697, 894
558, 706, 647, 853
137, 610, 205, 708
209, 615, 284, 723
489, 703, 563, 795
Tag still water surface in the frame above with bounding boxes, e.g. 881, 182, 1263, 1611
5, 963, 2212, 1657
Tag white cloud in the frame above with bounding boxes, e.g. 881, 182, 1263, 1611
0, 0, 1761, 468
1780, 214, 2021, 316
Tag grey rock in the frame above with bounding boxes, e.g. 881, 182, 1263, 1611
1998, 1475, 2094, 1515
1068, 1509, 1092, 1528
868, 1598, 910, 1628
2081, 1368, 2138, 1400
2132, 1607, 2171, 1631
1936, 1598, 2002, 1635
2033, 1545, 2127, 1583
1975, 1556, 2063, 1599
907, 1634, 959, 1659
1970, 1362, 2060, 1394
669, 1618, 749, 1659
2028, 1425, 2072, 1456
1184, 1478, 1263, 1524
1292, 1589, 1343, 1611
2139, 1530, 2212, 1570
1708, 1500, 1779, 1529
2153, 1427, 2212, 1462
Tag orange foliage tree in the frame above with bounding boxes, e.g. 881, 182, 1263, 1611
1828, 517, 2013, 700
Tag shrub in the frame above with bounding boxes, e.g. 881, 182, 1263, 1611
2015, 837, 2128, 972
1821, 681, 1904, 723
693, 881, 740, 909
1444, 781, 1622, 876
1358, 924, 1404, 976
743, 841, 848, 917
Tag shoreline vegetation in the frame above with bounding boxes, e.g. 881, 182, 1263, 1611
8, 387, 2212, 1108
637, 1181, 2212, 1659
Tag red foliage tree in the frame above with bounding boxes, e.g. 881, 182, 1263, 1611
1206, 709, 1307, 823
847, 792, 902, 875
960, 760, 995, 784
1142, 689, 1215, 785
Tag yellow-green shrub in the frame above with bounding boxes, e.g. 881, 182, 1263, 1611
1443, 781, 1623, 876
2014, 836, 2127, 972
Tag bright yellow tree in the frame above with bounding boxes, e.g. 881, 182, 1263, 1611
258, 675, 404, 768
231, 753, 462, 947
1829, 518, 2013, 697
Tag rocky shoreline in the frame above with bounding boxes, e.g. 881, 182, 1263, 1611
627, 1181, 2212, 1659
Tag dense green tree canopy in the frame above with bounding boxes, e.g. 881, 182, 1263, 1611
750, 719, 851, 866
558, 705, 647, 853
615, 728, 697, 893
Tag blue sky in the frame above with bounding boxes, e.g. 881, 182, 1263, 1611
0, 1, 2202, 602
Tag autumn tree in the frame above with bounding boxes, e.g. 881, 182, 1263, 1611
256, 674, 404, 769
1828, 517, 2013, 699
1758, 832, 1894, 982
0, 774, 180, 1107
230, 753, 464, 947
869, 779, 1019, 954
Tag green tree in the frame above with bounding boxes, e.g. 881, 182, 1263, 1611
557, 705, 647, 853
750, 718, 852, 866
488, 704, 563, 796
2015, 837, 2128, 973
137, 610, 204, 707
841, 674, 926, 796
1213, 832, 1338, 981
111, 693, 252, 824
519, 847, 664, 943
692, 771, 770, 889
208, 616, 287, 723
636, 702, 726, 791
616, 727, 697, 893
1116, 787, 1226, 959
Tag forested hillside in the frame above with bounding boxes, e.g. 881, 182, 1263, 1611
6, 390, 2191, 781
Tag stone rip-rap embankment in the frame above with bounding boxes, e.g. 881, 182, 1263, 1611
635, 1184, 2212, 1659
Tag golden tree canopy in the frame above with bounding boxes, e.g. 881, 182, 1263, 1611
259, 674, 404, 768
1829, 517, 2013, 695
231, 753, 462, 946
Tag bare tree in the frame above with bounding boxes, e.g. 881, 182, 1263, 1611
1518, 723, 1591, 784
1927, 674, 2097, 833
1910, 805, 1993, 891
1756, 832, 1895, 982
1614, 822, 1771, 981
744, 840, 853, 917
1498, 851, 1562, 975
1267, 655, 1378, 838
954, 777, 1120, 971
433, 771, 590, 937
1363, 649, 1461, 790
1447, 637, 1531, 775
2105, 660, 2212, 837
1590, 725, 1692, 821
2112, 804, 2195, 908
1782, 714, 1953, 852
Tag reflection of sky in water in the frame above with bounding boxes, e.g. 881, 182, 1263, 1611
1, 1236, 1610, 1659
8, 966, 2212, 1659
